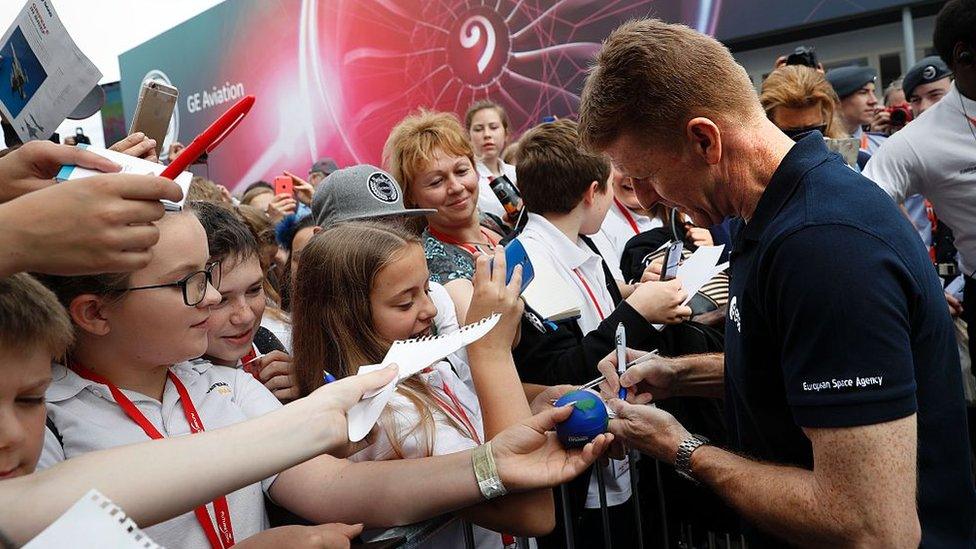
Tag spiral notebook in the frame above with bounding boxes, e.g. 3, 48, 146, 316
348, 313, 501, 441
24, 489, 162, 548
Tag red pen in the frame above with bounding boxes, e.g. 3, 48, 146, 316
160, 95, 255, 179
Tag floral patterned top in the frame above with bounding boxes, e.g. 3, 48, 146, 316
422, 214, 507, 284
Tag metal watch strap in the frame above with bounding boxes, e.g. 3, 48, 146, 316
472, 441, 507, 500
675, 434, 710, 484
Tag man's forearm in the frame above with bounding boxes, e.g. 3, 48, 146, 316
673, 353, 725, 399
689, 445, 916, 547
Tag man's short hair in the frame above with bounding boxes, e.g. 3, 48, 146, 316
0, 273, 73, 357
934, 0, 976, 68
579, 18, 761, 152
516, 119, 610, 215
884, 78, 904, 105
187, 201, 260, 265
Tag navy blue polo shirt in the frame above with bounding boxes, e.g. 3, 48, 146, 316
725, 134, 975, 547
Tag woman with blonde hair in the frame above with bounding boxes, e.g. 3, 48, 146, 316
384, 110, 508, 319
760, 65, 845, 139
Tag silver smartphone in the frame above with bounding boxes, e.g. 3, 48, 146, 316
660, 241, 683, 281
130, 80, 178, 156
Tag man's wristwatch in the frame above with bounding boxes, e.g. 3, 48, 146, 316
674, 434, 710, 484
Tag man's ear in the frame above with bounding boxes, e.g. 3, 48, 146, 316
686, 117, 722, 166
312, 225, 323, 235
67, 294, 112, 337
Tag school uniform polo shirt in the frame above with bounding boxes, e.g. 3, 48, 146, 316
864, 82, 976, 275
725, 133, 976, 546
519, 213, 616, 334
518, 212, 633, 508
592, 200, 663, 281
40, 360, 283, 548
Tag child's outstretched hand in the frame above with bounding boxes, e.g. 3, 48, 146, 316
465, 246, 524, 348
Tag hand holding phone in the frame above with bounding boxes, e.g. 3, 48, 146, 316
130, 81, 178, 157
490, 238, 535, 294
660, 241, 683, 281
274, 175, 294, 197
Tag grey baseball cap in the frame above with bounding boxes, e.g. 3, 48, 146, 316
311, 164, 435, 227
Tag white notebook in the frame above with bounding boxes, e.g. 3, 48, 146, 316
521, 254, 582, 322
24, 489, 162, 548
347, 314, 501, 442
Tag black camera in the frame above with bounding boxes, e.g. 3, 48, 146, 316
785, 46, 818, 69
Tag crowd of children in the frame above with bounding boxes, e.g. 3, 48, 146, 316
0, 96, 731, 548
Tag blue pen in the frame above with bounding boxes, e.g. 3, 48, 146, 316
615, 323, 627, 399
323, 371, 337, 384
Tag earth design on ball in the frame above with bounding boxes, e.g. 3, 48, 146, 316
554, 390, 609, 448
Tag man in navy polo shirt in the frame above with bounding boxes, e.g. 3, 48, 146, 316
579, 18, 976, 547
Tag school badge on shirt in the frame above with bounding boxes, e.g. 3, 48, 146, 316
206, 381, 232, 396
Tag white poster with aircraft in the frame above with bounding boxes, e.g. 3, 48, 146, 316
0, 0, 100, 142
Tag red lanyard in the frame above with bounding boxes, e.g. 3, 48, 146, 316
613, 198, 641, 235
240, 345, 260, 380
573, 269, 606, 320
427, 226, 498, 256
430, 381, 481, 444
70, 363, 236, 549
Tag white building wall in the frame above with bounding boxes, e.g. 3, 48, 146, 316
733, 15, 937, 90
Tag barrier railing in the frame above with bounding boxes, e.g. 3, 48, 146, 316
370, 456, 748, 549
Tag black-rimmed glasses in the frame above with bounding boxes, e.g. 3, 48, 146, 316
126, 261, 221, 306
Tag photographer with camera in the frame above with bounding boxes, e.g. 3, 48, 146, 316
774, 45, 824, 73
872, 79, 911, 135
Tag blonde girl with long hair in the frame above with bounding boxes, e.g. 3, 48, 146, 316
292, 221, 555, 547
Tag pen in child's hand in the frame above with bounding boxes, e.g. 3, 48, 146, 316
615, 323, 627, 399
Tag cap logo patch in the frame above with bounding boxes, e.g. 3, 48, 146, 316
367, 172, 399, 203
922, 65, 936, 80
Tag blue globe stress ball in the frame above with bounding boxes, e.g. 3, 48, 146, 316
555, 390, 609, 448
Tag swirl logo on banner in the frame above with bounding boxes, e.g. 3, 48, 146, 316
448, 9, 511, 88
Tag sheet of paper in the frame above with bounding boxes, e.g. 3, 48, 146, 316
24, 489, 161, 548
348, 314, 500, 442
676, 245, 725, 305
0, 1, 102, 142
653, 245, 726, 330
56, 145, 193, 210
